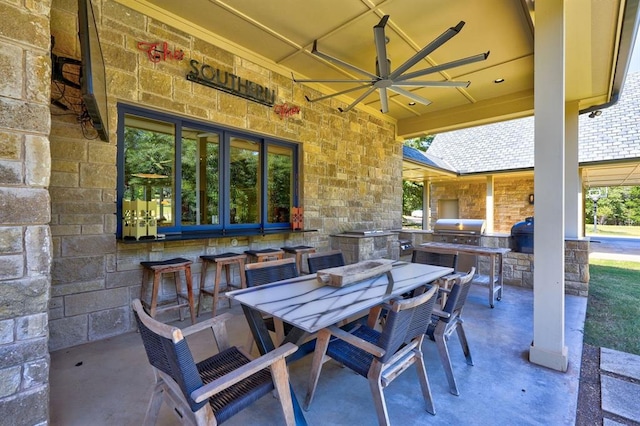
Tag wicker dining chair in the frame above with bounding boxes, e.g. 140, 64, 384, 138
306, 250, 346, 273
426, 267, 476, 396
132, 299, 298, 425
244, 258, 299, 346
305, 285, 440, 426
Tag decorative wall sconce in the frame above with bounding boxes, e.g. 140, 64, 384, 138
528, 193, 534, 205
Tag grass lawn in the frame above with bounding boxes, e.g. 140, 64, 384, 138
584, 258, 640, 355
586, 224, 640, 237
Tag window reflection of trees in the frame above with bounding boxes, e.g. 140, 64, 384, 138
120, 107, 298, 237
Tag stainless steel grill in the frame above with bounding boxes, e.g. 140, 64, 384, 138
432, 219, 486, 271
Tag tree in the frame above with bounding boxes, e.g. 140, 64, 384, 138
585, 186, 640, 226
402, 136, 433, 220
404, 135, 434, 152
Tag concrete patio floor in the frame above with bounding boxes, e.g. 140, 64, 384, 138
50, 283, 586, 425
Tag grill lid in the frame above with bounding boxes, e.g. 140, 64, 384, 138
511, 217, 534, 235
433, 219, 486, 235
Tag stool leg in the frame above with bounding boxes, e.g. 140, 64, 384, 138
295, 253, 303, 275
174, 271, 185, 322
238, 258, 247, 289
150, 270, 161, 319
197, 261, 209, 317
224, 263, 232, 308
184, 266, 196, 324
212, 262, 223, 317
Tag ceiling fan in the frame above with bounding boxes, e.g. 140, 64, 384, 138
293, 15, 490, 113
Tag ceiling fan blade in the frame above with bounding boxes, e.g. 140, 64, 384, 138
394, 80, 470, 88
389, 87, 432, 106
293, 76, 375, 84
338, 86, 377, 112
389, 21, 465, 80
374, 15, 390, 78
395, 51, 490, 82
379, 87, 389, 113
311, 40, 379, 80
304, 84, 373, 103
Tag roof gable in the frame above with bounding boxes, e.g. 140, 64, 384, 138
425, 72, 640, 174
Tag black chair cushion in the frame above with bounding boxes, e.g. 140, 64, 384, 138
198, 346, 274, 424
200, 252, 243, 261
326, 325, 380, 378
140, 257, 191, 268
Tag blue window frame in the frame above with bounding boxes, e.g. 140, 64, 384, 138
116, 104, 299, 239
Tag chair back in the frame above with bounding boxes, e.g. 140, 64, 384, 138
377, 285, 438, 363
442, 267, 476, 320
412, 248, 458, 269
245, 257, 298, 287
307, 250, 346, 273
132, 299, 206, 413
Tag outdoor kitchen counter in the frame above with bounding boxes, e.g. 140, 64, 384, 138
418, 242, 511, 308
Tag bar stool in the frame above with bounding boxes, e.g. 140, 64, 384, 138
140, 257, 196, 324
244, 248, 284, 263
281, 245, 316, 274
198, 252, 247, 317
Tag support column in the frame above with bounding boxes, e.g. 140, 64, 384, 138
530, 0, 568, 371
565, 101, 581, 238
422, 182, 431, 230
485, 175, 495, 234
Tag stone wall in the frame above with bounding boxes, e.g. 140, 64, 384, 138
430, 176, 534, 233
330, 232, 400, 264
48, 0, 400, 350
480, 235, 590, 296
0, 0, 52, 423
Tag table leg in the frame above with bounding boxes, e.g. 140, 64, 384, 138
489, 255, 496, 308
241, 305, 308, 426
497, 254, 504, 301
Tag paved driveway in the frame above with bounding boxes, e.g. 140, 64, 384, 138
589, 235, 640, 262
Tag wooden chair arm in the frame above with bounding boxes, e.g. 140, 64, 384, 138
180, 313, 234, 337
432, 308, 451, 319
326, 325, 385, 358
191, 342, 298, 403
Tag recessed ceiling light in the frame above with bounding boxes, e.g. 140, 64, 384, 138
408, 102, 416, 106
494, 78, 505, 83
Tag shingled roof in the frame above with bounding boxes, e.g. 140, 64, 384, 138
419, 71, 640, 175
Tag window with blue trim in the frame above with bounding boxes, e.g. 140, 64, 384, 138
117, 104, 299, 239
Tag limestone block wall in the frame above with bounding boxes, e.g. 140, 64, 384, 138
48, 0, 399, 350
480, 235, 589, 296
0, 0, 52, 423
430, 176, 534, 233
330, 232, 400, 264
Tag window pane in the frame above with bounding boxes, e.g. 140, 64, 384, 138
267, 144, 293, 224
181, 129, 220, 225
123, 114, 175, 228
230, 137, 260, 224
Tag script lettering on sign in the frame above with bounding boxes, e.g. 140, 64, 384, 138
273, 103, 301, 119
137, 41, 185, 63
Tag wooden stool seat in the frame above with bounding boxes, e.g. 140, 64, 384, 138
198, 252, 247, 317
244, 248, 285, 263
281, 245, 316, 274
140, 257, 196, 324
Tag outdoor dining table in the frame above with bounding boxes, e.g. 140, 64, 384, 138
417, 242, 511, 308
227, 260, 454, 426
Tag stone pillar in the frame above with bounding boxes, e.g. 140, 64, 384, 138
0, 0, 53, 423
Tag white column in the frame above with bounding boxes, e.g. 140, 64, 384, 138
422, 182, 431, 230
485, 176, 494, 234
530, 0, 568, 371
565, 101, 581, 238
